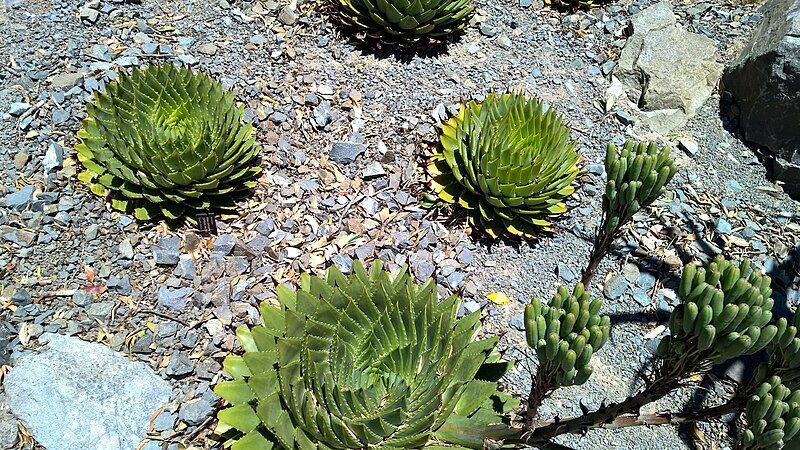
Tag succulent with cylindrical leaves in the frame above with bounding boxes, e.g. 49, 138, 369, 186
525, 283, 610, 388
214, 260, 517, 450
426, 93, 579, 239
333, 0, 474, 45
602, 141, 677, 236
75, 65, 261, 222
761, 310, 800, 389
658, 257, 776, 373
742, 377, 800, 449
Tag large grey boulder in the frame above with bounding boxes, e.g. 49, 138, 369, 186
723, 0, 800, 198
3, 333, 172, 450
613, 2, 724, 133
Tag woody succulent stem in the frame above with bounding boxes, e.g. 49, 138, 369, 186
526, 367, 555, 427
581, 223, 617, 286
522, 376, 682, 445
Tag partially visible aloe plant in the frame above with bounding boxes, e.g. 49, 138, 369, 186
333, 0, 474, 45
524, 283, 610, 422
214, 261, 518, 449
742, 377, 800, 449
426, 93, 579, 239
75, 65, 261, 222
582, 141, 676, 285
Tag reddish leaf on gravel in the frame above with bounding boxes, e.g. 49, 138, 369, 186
83, 284, 106, 295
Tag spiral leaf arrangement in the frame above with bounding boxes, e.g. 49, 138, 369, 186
75, 65, 261, 222
526, 283, 610, 388
658, 257, 776, 373
602, 141, 677, 236
426, 93, 579, 239
333, 0, 474, 45
214, 261, 517, 450
742, 377, 800, 449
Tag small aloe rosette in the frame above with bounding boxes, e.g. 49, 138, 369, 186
214, 261, 518, 450
426, 92, 579, 239
75, 65, 261, 222
333, 0, 474, 45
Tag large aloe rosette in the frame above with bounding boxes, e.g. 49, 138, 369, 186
75, 65, 261, 222
426, 93, 579, 239
333, 0, 474, 45
214, 261, 517, 449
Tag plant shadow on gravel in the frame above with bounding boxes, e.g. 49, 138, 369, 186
344, 35, 457, 62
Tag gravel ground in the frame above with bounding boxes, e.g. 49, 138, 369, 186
1, 0, 798, 449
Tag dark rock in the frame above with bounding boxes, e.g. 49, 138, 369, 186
11, 289, 32, 306
151, 237, 180, 265
330, 142, 366, 165
72, 291, 93, 307
212, 234, 236, 256
156, 287, 194, 311
178, 397, 213, 425
723, 0, 800, 198
165, 351, 193, 377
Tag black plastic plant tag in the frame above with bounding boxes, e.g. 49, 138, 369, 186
196, 211, 218, 236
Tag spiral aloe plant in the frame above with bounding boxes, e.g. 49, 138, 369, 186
742, 377, 800, 449
214, 260, 517, 449
426, 93, 579, 239
333, 0, 474, 45
524, 283, 610, 421
75, 65, 261, 222
581, 140, 676, 284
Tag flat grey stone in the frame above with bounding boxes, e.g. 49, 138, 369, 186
151, 236, 180, 265
178, 397, 213, 426
604, 274, 629, 299
157, 287, 194, 311
330, 141, 366, 165
50, 72, 84, 90
4, 334, 171, 450
4, 185, 34, 209
0, 399, 18, 450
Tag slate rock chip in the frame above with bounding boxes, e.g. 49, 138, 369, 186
151, 236, 181, 265
329, 141, 366, 165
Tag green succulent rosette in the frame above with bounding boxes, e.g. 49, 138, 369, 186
426, 93, 579, 239
214, 260, 518, 450
333, 0, 474, 45
75, 65, 261, 222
